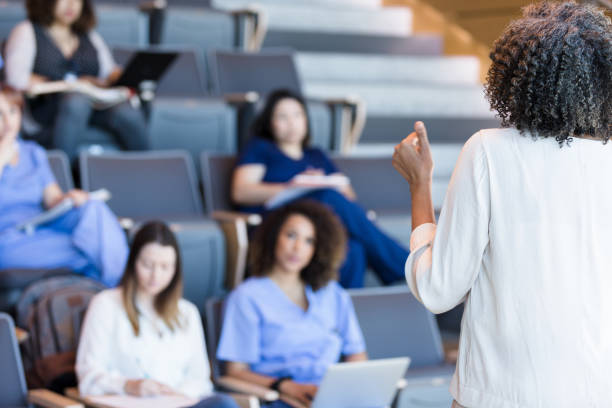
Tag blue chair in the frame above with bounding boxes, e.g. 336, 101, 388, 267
79, 150, 228, 310
0, 312, 83, 408
348, 287, 454, 408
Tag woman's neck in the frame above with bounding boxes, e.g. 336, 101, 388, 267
277, 142, 304, 160
269, 267, 303, 289
135, 291, 156, 313
48, 22, 73, 39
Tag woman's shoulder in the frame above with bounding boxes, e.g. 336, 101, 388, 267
9, 21, 35, 39
314, 280, 349, 302
18, 139, 47, 162
177, 297, 200, 319
87, 288, 124, 314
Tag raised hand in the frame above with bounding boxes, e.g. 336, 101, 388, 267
392, 121, 434, 190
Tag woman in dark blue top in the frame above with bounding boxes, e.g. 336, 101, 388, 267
232, 89, 409, 288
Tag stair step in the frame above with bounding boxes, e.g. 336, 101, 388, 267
296, 53, 480, 85
304, 83, 494, 117
358, 116, 501, 145
214, 2, 413, 36
211, 0, 383, 9
264, 32, 441, 55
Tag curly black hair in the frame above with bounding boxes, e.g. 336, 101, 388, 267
248, 200, 347, 291
485, 1, 611, 145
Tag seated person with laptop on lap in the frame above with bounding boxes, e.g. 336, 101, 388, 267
217, 201, 409, 408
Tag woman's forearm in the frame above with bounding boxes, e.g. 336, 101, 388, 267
226, 365, 277, 388
410, 182, 435, 231
232, 182, 288, 205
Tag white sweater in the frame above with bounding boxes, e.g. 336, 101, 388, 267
76, 288, 214, 399
406, 128, 612, 407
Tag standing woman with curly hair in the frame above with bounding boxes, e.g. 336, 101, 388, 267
217, 201, 367, 407
3, 0, 148, 160
393, 2, 611, 408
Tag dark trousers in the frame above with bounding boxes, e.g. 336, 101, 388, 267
53, 93, 148, 161
304, 189, 410, 288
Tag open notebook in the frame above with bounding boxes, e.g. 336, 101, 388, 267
82, 395, 198, 408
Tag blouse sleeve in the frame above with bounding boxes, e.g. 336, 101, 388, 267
88, 31, 117, 80
236, 138, 270, 167
176, 303, 214, 399
216, 288, 261, 364
4, 21, 36, 90
405, 131, 491, 314
335, 284, 366, 356
76, 293, 128, 396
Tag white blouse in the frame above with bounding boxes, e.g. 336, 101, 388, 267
406, 128, 612, 408
4, 21, 117, 90
76, 288, 214, 399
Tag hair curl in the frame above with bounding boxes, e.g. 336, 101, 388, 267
485, 1, 611, 145
248, 200, 347, 291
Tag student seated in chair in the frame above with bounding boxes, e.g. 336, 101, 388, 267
76, 221, 239, 408
232, 89, 409, 288
217, 201, 367, 408
4, 0, 148, 159
0, 83, 127, 287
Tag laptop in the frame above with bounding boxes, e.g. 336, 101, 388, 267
310, 357, 411, 408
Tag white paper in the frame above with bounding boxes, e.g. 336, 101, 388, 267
85, 395, 198, 408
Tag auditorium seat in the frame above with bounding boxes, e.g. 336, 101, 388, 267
348, 287, 454, 407
210, 49, 363, 151
79, 151, 228, 310
95, 4, 148, 47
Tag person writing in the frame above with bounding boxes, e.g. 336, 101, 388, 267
76, 221, 238, 408
393, 3, 611, 407
217, 201, 367, 407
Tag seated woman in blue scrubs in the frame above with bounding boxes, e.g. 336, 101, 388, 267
231, 89, 409, 288
217, 201, 367, 407
0, 84, 127, 286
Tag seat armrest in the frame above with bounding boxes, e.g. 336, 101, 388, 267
212, 210, 261, 226
227, 6, 268, 51
306, 96, 367, 152
228, 393, 260, 408
138, 0, 166, 12
212, 211, 256, 289
224, 92, 260, 105
217, 376, 279, 401
28, 389, 83, 408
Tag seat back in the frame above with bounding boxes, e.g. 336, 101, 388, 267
200, 153, 236, 214
148, 98, 237, 165
96, 4, 148, 47
204, 297, 224, 380
210, 49, 302, 98
0, 2, 25, 43
0, 313, 27, 408
79, 150, 203, 218
333, 155, 411, 215
348, 287, 444, 368
47, 150, 74, 192
112, 46, 209, 98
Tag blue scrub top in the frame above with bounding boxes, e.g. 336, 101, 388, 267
217, 277, 366, 384
0, 140, 56, 232
236, 138, 339, 213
